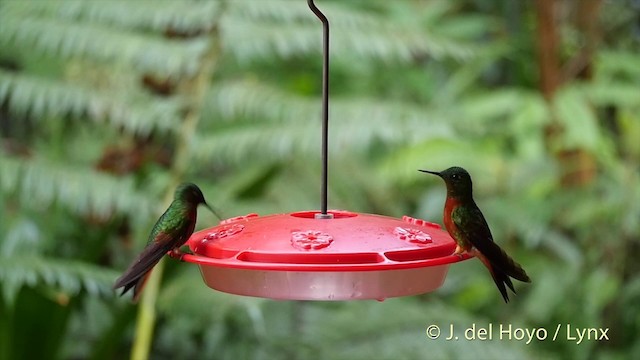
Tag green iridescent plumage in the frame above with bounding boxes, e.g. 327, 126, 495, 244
420, 166, 531, 303
113, 183, 216, 301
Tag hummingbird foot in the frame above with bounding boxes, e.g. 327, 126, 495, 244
453, 244, 467, 258
169, 248, 187, 261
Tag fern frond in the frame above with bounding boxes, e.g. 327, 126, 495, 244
230, 0, 483, 61
3, 0, 219, 33
1, 0, 474, 69
197, 80, 452, 164
0, 69, 182, 135
228, 0, 383, 28
0, 156, 157, 223
1, 216, 41, 258
0, 16, 208, 76
222, 0, 476, 62
194, 120, 317, 164
0, 255, 120, 304
222, 18, 475, 62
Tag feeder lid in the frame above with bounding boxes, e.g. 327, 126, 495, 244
181, 210, 471, 300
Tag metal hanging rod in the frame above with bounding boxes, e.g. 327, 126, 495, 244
307, 0, 332, 219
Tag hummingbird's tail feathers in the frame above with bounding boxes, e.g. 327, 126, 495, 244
118, 281, 135, 295
504, 275, 516, 293
492, 268, 515, 303
492, 270, 510, 303
455, 205, 531, 284
504, 260, 530, 283
493, 245, 531, 283
471, 236, 531, 283
113, 238, 174, 297
474, 250, 513, 303
132, 271, 152, 302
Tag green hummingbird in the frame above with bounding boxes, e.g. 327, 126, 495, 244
113, 182, 218, 301
419, 166, 531, 303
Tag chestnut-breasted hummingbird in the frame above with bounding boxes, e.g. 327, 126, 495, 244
419, 166, 531, 303
113, 183, 218, 301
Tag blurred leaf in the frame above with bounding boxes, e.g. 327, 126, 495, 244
0, 255, 119, 304
552, 85, 601, 151
0, 69, 182, 135
1, 156, 157, 224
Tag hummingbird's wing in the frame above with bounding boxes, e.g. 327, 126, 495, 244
452, 204, 531, 283
114, 199, 197, 299
113, 232, 178, 293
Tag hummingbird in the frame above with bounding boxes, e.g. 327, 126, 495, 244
419, 166, 531, 303
113, 182, 218, 301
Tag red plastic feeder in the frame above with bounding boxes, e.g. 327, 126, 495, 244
180, 210, 471, 301
176, 1, 472, 301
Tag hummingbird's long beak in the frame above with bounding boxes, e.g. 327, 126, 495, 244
418, 169, 441, 177
204, 202, 222, 221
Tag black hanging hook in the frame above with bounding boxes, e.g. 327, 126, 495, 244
307, 0, 332, 219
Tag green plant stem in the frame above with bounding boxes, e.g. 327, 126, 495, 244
130, 259, 164, 360
128, 10, 223, 360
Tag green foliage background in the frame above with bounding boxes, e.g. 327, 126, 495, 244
1, 0, 639, 359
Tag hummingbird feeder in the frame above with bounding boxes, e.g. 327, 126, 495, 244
178, 0, 471, 300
